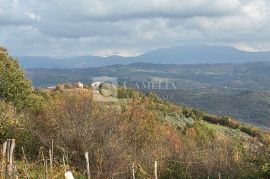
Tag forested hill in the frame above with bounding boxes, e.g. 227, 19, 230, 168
2, 47, 270, 178
26, 62, 270, 127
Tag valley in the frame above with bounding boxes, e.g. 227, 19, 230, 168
26, 62, 270, 127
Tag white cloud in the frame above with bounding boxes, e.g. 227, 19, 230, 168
40, 0, 241, 21
242, 0, 270, 19
93, 48, 142, 57
0, 0, 38, 25
233, 43, 258, 52
0, 0, 270, 56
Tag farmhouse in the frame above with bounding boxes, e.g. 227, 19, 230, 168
74, 81, 84, 88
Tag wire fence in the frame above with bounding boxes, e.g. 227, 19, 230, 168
0, 139, 222, 179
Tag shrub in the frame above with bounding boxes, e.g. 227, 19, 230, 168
0, 47, 43, 111
227, 117, 240, 129
203, 114, 221, 124
29, 89, 173, 178
0, 101, 39, 155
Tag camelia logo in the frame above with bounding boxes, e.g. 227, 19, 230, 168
91, 76, 118, 102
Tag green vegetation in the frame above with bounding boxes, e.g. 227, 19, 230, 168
0, 47, 43, 111
2, 48, 270, 178
27, 62, 270, 127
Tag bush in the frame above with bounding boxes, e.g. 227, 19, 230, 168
203, 114, 221, 124
160, 161, 190, 179
0, 101, 39, 155
0, 47, 43, 111
29, 89, 172, 178
240, 125, 259, 137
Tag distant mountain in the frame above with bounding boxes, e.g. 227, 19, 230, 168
18, 55, 128, 68
136, 45, 270, 64
18, 44, 270, 68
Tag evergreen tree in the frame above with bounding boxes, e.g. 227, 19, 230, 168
0, 47, 42, 110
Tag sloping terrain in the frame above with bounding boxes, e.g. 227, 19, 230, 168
26, 62, 270, 127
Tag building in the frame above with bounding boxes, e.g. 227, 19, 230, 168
74, 81, 84, 88
47, 86, 56, 90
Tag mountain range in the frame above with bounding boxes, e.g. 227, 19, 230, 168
18, 44, 270, 68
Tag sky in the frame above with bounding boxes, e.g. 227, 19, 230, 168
0, 0, 270, 57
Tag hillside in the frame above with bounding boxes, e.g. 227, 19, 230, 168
148, 89, 270, 127
2, 83, 270, 178
3, 0, 270, 177
26, 62, 270, 127
2, 48, 270, 178
18, 45, 270, 68
27, 62, 270, 90
22, 86, 270, 178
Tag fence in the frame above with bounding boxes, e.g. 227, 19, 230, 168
0, 139, 162, 179
1, 139, 224, 178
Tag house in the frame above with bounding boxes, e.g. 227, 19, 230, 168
47, 86, 56, 89
74, 81, 84, 88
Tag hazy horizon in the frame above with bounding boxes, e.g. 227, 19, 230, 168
13, 44, 270, 59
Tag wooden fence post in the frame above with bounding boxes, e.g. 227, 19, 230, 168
49, 149, 53, 173
51, 141, 54, 166
2, 139, 16, 179
45, 160, 48, 179
63, 154, 66, 173
1, 141, 7, 177
85, 152, 91, 179
21, 147, 30, 178
132, 163, 136, 179
154, 161, 158, 179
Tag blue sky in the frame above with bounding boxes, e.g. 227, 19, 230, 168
0, 0, 270, 56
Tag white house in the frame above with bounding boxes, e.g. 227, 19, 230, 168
74, 81, 84, 88
47, 86, 56, 89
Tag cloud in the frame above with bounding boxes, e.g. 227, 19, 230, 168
40, 0, 241, 22
0, 0, 270, 56
0, 0, 39, 25
38, 19, 134, 38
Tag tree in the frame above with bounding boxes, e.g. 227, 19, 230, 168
0, 47, 43, 110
